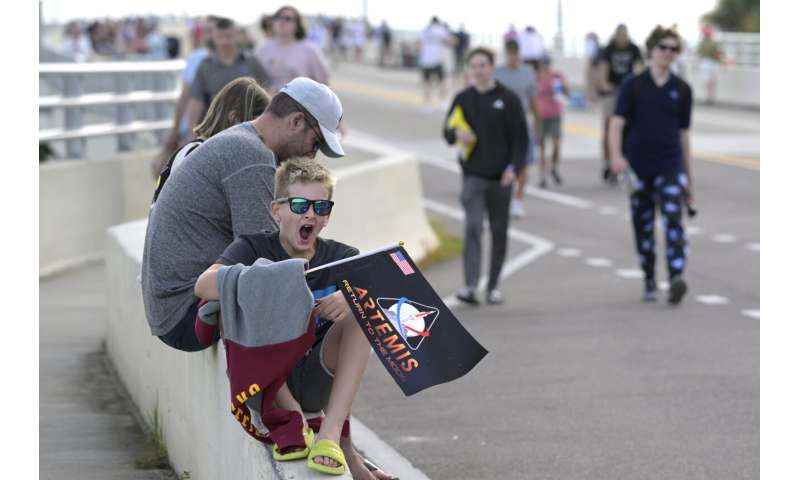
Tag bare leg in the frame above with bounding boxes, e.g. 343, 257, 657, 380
552, 137, 561, 170
515, 165, 528, 199
313, 318, 371, 470
539, 137, 548, 186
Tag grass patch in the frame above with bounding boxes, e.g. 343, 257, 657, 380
135, 403, 171, 470
416, 218, 463, 271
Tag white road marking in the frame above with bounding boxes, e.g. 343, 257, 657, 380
659, 281, 669, 291
422, 198, 554, 307
712, 233, 737, 243
686, 226, 703, 236
597, 205, 620, 216
350, 417, 433, 480
741, 309, 760, 319
585, 257, 613, 268
696, 294, 731, 305
615, 268, 644, 279
556, 247, 582, 258
747, 242, 760, 252
345, 128, 596, 210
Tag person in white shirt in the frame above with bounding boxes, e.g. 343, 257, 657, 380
418, 16, 454, 106
519, 26, 546, 72
61, 21, 93, 62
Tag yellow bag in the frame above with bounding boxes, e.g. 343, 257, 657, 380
447, 105, 476, 162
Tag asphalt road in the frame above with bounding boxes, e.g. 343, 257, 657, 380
334, 63, 759, 480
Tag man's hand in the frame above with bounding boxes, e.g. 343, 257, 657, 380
312, 290, 356, 324
611, 155, 629, 175
500, 167, 516, 187
456, 127, 476, 145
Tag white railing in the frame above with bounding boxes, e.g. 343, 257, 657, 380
38, 60, 185, 159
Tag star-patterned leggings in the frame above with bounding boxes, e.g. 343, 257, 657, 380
629, 172, 688, 281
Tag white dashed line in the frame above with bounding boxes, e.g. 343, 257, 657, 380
712, 233, 737, 243
597, 206, 620, 216
686, 226, 703, 236
659, 281, 669, 291
696, 294, 731, 305
747, 242, 760, 252
585, 257, 613, 268
556, 247, 582, 258
615, 268, 644, 279
741, 309, 760, 319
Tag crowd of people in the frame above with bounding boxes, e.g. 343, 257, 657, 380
70, 6, 707, 478
58, 16, 181, 61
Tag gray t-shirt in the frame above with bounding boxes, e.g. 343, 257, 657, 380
141, 122, 278, 335
495, 65, 538, 114
189, 52, 270, 112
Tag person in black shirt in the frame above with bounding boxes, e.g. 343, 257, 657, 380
194, 159, 395, 479
609, 25, 694, 305
443, 47, 529, 306
598, 24, 643, 184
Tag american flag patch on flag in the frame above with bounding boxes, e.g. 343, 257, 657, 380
390, 251, 415, 276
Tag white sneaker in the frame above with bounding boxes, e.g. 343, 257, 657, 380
486, 289, 504, 305
510, 198, 525, 218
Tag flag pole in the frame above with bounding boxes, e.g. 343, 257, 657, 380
304, 241, 404, 275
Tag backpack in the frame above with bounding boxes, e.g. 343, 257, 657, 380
152, 139, 203, 204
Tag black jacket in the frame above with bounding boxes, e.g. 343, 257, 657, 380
443, 82, 529, 180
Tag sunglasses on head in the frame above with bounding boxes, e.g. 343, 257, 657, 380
276, 197, 334, 216
657, 43, 680, 53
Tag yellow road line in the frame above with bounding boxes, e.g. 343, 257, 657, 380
333, 78, 760, 171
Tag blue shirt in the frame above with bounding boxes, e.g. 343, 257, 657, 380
615, 71, 692, 179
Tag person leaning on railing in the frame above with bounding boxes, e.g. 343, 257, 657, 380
151, 76, 270, 192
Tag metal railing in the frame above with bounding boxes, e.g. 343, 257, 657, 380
38, 60, 185, 159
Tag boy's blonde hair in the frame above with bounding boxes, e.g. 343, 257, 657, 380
275, 158, 335, 199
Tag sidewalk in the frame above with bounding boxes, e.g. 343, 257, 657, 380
40, 265, 175, 480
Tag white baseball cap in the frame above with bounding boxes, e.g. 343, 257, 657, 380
279, 77, 345, 158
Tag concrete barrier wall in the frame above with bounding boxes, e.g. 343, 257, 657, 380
39, 150, 155, 276
42, 150, 438, 277
105, 220, 277, 480
553, 56, 759, 108
104, 154, 438, 479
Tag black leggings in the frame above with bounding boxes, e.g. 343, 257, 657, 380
158, 300, 219, 352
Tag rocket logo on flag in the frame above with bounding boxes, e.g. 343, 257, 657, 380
377, 297, 438, 351
389, 251, 415, 276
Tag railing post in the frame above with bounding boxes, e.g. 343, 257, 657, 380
152, 72, 170, 144
63, 74, 85, 159
114, 74, 134, 152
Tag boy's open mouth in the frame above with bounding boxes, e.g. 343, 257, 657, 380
299, 224, 314, 241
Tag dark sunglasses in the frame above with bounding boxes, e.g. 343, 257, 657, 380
657, 43, 680, 53
276, 197, 334, 216
274, 15, 297, 22
303, 113, 324, 152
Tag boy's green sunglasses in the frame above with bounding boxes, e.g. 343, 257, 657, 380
275, 197, 334, 216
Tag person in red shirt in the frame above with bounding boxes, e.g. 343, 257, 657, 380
535, 55, 569, 188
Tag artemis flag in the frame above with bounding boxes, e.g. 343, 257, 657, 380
307, 244, 488, 396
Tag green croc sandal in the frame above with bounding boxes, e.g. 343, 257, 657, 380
307, 439, 347, 475
272, 427, 314, 461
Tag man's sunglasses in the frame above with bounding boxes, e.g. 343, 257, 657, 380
657, 43, 680, 53
303, 113, 324, 153
275, 197, 334, 216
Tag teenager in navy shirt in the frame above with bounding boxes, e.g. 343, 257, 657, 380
609, 25, 694, 305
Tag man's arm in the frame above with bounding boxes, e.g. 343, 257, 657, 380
680, 130, 693, 201
185, 97, 205, 134
505, 92, 529, 183
165, 81, 191, 147
598, 60, 613, 93
609, 115, 627, 173
195, 263, 225, 300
